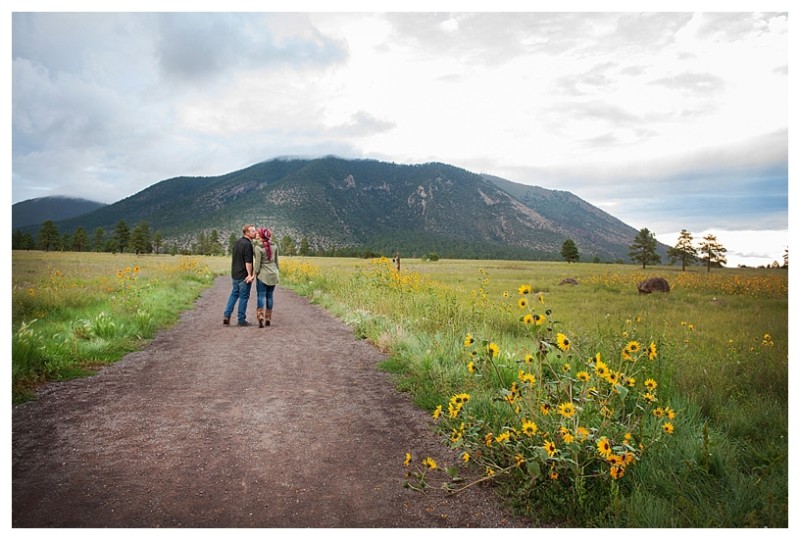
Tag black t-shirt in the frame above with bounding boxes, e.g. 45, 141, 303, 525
231, 236, 254, 280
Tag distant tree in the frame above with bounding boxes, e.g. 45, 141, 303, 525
72, 227, 89, 252
113, 220, 131, 253
20, 231, 36, 250
208, 230, 224, 256
784, 247, 789, 269
59, 233, 71, 252
195, 231, 208, 255
281, 235, 297, 256
560, 238, 580, 263
130, 222, 152, 254
227, 232, 238, 255
12, 230, 22, 250
92, 227, 106, 252
153, 232, 163, 254
37, 220, 60, 252
668, 229, 697, 271
698, 234, 727, 273
299, 236, 311, 256
629, 228, 661, 269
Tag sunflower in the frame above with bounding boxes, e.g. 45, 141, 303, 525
518, 284, 532, 295
422, 457, 437, 470
647, 341, 658, 360
524, 353, 535, 364
610, 464, 625, 480
523, 314, 534, 325
644, 378, 658, 391
403, 452, 412, 466
559, 426, 575, 444
625, 340, 641, 354
432, 405, 442, 419
518, 297, 528, 309
521, 419, 538, 436
576, 370, 591, 382
540, 402, 552, 415
461, 452, 470, 463
464, 333, 475, 347
557, 402, 576, 418
533, 313, 546, 326
576, 426, 590, 440
515, 454, 526, 468
556, 333, 571, 352
543, 440, 557, 457
486, 342, 500, 358
467, 361, 476, 374
663, 422, 675, 434
594, 361, 609, 378
596, 437, 612, 458
518, 371, 536, 385
495, 431, 511, 444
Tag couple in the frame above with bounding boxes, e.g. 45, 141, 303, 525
223, 223, 279, 328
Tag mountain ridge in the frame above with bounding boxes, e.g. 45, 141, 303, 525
14, 157, 665, 261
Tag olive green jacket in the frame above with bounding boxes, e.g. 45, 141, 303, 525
252, 240, 279, 286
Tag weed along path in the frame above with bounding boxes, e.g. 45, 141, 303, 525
12, 276, 528, 528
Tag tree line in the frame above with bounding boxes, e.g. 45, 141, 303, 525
12, 219, 317, 257
14, 220, 786, 270
560, 228, 781, 272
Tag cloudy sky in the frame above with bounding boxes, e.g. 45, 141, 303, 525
7, 1, 791, 266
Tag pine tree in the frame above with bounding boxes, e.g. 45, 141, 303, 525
37, 220, 60, 252
668, 229, 697, 271
153, 232, 163, 255
93, 228, 106, 252
113, 220, 130, 253
299, 236, 311, 256
698, 234, 727, 273
560, 238, 580, 263
281, 235, 297, 256
72, 227, 89, 252
130, 222, 152, 254
629, 228, 661, 269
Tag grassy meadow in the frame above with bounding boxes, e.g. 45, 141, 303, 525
281, 256, 788, 527
10, 251, 788, 527
11, 251, 228, 402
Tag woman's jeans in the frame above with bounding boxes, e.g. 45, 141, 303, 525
256, 280, 276, 310
224, 278, 252, 324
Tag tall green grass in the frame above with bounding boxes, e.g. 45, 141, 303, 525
282, 256, 788, 527
11, 251, 228, 402
10, 252, 788, 526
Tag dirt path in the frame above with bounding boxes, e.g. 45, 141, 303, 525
12, 277, 528, 528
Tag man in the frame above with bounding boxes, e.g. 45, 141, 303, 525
223, 224, 256, 326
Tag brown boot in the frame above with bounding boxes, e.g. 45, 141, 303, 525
264, 309, 272, 326
256, 308, 265, 328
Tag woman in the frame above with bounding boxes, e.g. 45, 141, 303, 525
252, 227, 280, 327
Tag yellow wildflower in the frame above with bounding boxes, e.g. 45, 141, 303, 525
556, 333, 571, 352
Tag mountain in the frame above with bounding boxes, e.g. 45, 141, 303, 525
12, 196, 107, 230
25, 157, 665, 261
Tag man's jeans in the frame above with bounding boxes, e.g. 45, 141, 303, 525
224, 278, 252, 323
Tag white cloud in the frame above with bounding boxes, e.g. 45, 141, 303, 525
9, 9, 789, 252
